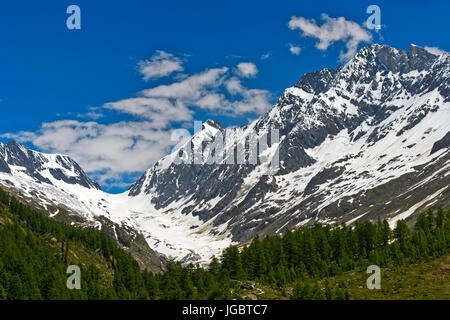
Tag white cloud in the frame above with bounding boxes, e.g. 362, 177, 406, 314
4, 120, 176, 188
194, 83, 271, 115
138, 50, 184, 81
261, 52, 271, 60
225, 77, 244, 94
104, 97, 192, 128
424, 46, 448, 56
230, 88, 272, 115
77, 107, 103, 120
288, 13, 372, 61
236, 62, 258, 78
3, 56, 273, 189
195, 93, 226, 111
142, 67, 229, 99
111, 64, 271, 118
288, 44, 301, 55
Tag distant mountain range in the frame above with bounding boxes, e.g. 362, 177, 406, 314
1, 44, 449, 267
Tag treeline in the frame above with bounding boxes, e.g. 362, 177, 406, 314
0, 188, 154, 299
0, 188, 230, 299
219, 208, 450, 299
0, 186, 449, 300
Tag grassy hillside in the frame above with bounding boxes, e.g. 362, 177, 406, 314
233, 254, 450, 300
327, 254, 450, 300
0, 187, 231, 300
0, 186, 448, 300
0, 187, 158, 299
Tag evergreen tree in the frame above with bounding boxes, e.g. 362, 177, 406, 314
221, 246, 243, 280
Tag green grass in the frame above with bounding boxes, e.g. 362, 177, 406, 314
236, 254, 450, 300
334, 255, 450, 300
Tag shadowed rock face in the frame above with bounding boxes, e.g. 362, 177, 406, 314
294, 68, 336, 94
0, 140, 167, 272
0, 143, 10, 174
1, 44, 449, 262
0, 159, 10, 174
431, 131, 450, 155
128, 44, 450, 243
375, 44, 437, 74
0, 140, 101, 190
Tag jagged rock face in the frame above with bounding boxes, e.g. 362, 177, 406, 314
0, 141, 101, 190
431, 131, 450, 154
0, 143, 11, 174
129, 44, 450, 244
0, 141, 167, 272
1, 44, 449, 264
294, 68, 336, 94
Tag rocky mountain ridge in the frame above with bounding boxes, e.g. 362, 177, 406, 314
1, 44, 449, 265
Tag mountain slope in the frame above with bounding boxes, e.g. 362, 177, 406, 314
0, 188, 164, 299
0, 142, 166, 272
127, 44, 450, 252
0, 140, 100, 191
1, 43, 449, 264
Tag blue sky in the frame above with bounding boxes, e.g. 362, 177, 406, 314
1, 0, 449, 192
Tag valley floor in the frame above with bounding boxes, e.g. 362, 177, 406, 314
240, 254, 450, 300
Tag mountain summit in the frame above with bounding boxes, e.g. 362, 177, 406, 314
1, 44, 449, 265
126, 43, 449, 244
0, 140, 101, 190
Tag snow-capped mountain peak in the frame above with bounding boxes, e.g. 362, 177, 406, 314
1, 44, 449, 266
125, 43, 449, 248
0, 140, 101, 190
